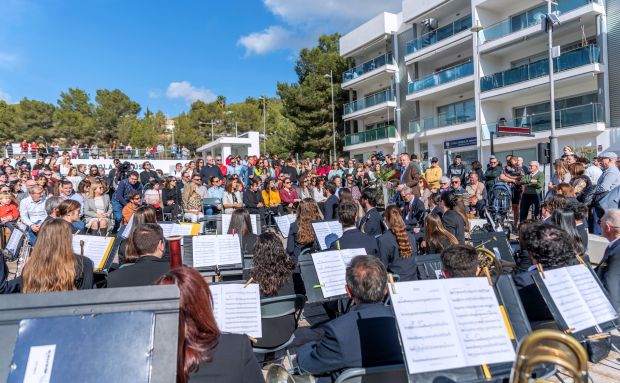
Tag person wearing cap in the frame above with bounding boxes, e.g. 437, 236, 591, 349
447, 154, 466, 184
591, 152, 620, 234
484, 155, 503, 193
425, 157, 443, 190
595, 152, 620, 193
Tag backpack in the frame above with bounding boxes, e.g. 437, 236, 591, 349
488, 181, 512, 216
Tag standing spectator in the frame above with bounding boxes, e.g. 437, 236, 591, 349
215, 155, 228, 177
90, 143, 99, 159
140, 162, 159, 185
591, 152, 620, 234
584, 157, 602, 185
500, 156, 524, 226
447, 154, 466, 184
200, 155, 223, 185
598, 209, 620, 307
484, 155, 503, 192
519, 161, 544, 222
170, 143, 178, 159
157, 143, 164, 159
399, 153, 421, 197
425, 157, 442, 191
470, 160, 484, 183
20, 140, 29, 157
548, 159, 571, 195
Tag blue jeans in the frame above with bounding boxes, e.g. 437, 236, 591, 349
112, 200, 124, 227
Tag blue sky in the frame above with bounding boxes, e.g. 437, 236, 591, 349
0, 0, 401, 117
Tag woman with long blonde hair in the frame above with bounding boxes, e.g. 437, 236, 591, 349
422, 213, 459, 254
377, 205, 418, 281
21, 219, 93, 293
182, 182, 204, 223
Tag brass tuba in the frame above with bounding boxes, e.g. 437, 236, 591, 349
265, 364, 316, 383
510, 329, 588, 383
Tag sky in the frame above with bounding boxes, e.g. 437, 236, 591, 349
0, 0, 402, 117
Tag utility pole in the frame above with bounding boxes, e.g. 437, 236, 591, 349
547, 0, 558, 163
260, 96, 267, 154
324, 71, 337, 162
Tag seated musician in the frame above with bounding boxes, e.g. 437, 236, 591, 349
295, 256, 403, 381
440, 244, 478, 278
287, 198, 322, 263
400, 186, 425, 230
329, 201, 378, 256
358, 189, 383, 236
377, 206, 418, 281
106, 223, 169, 288
227, 208, 257, 255
513, 222, 574, 323
155, 267, 264, 383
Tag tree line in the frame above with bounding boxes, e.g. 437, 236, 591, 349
0, 33, 347, 158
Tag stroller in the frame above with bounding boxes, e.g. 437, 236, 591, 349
486, 181, 512, 230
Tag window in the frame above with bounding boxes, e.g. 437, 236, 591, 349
437, 99, 475, 126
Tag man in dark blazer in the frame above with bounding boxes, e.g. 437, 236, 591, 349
242, 179, 265, 215
106, 223, 169, 288
401, 186, 425, 229
358, 189, 383, 237
323, 181, 339, 220
598, 210, 620, 308
296, 256, 403, 381
330, 201, 379, 256
399, 153, 420, 197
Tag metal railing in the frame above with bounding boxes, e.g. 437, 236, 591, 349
480, 45, 599, 92
483, 103, 603, 134
344, 125, 397, 146
481, 0, 593, 43
343, 89, 395, 115
343, 53, 394, 82
409, 112, 476, 133
13, 147, 194, 160
407, 61, 474, 94
406, 15, 472, 54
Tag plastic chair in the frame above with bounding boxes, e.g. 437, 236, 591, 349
333, 364, 408, 383
253, 294, 306, 366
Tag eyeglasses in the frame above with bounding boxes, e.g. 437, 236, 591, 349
285, 181, 291, 184
132, 197, 141, 201
213, 179, 220, 183
451, 181, 459, 185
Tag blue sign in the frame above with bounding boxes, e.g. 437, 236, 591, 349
444, 137, 477, 150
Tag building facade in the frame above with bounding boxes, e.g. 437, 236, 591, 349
340, 0, 615, 170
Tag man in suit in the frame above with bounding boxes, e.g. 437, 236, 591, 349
400, 186, 425, 230
330, 201, 379, 256
106, 223, 169, 288
598, 210, 620, 308
358, 189, 383, 237
398, 153, 420, 197
323, 181, 339, 220
296, 256, 403, 381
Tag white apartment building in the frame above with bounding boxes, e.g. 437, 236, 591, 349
340, 0, 617, 169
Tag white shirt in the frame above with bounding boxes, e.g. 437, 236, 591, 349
19, 196, 48, 226
585, 164, 603, 185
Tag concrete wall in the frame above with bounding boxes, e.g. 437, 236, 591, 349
340, 13, 401, 57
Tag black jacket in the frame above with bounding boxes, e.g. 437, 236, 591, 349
280, 165, 298, 184
447, 163, 466, 183
323, 194, 339, 220
358, 208, 383, 237
106, 256, 169, 288
596, 239, 620, 309
377, 231, 418, 282
330, 228, 379, 256
442, 210, 465, 244
286, 222, 314, 264
200, 164, 223, 185
190, 333, 264, 383
403, 197, 426, 228
140, 169, 160, 185
243, 190, 264, 214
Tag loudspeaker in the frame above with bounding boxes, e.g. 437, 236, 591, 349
537, 142, 551, 164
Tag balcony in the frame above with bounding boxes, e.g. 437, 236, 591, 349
343, 89, 394, 116
409, 113, 476, 134
405, 15, 472, 55
344, 125, 397, 146
408, 61, 474, 94
483, 103, 603, 135
480, 46, 599, 92
480, 0, 594, 44
343, 53, 394, 83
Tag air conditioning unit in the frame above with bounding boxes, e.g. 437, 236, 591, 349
422, 18, 438, 31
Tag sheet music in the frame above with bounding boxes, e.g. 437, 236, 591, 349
274, 214, 296, 238
390, 278, 515, 374
169, 224, 194, 236
221, 214, 259, 235
121, 214, 135, 238
5, 227, 24, 254
210, 283, 262, 338
158, 223, 174, 238
567, 265, 618, 325
340, 248, 367, 266
542, 267, 596, 332
312, 221, 343, 250
311, 251, 347, 298
192, 235, 242, 268
72, 235, 114, 270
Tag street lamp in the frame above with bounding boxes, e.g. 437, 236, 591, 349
324, 71, 337, 163
545, 0, 560, 163
470, 19, 484, 164
259, 96, 266, 154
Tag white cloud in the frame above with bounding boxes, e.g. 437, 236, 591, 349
166, 81, 216, 104
238, 0, 401, 55
0, 89, 10, 103
148, 90, 161, 99
237, 26, 293, 56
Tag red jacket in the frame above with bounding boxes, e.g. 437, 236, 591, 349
279, 187, 299, 204
0, 204, 19, 222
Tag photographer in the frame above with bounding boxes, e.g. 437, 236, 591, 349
111, 170, 143, 230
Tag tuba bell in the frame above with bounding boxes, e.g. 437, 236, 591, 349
265, 364, 316, 383
510, 329, 588, 383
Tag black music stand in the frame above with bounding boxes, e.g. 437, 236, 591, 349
182, 235, 243, 278
470, 231, 516, 264
415, 254, 443, 280
0, 285, 180, 383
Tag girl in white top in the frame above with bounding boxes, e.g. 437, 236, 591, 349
66, 167, 83, 191
222, 178, 243, 214
311, 177, 327, 203
144, 180, 162, 209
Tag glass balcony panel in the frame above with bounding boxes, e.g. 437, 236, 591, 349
408, 61, 473, 94
410, 111, 476, 134
344, 126, 396, 145
406, 15, 472, 54
343, 89, 394, 115
343, 53, 393, 82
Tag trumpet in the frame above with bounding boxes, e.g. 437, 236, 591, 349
510, 329, 588, 383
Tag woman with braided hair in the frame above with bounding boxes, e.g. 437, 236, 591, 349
377, 205, 418, 281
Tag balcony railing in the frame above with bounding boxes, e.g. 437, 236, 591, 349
343, 53, 394, 82
406, 15, 472, 55
483, 103, 603, 134
408, 61, 474, 94
345, 126, 397, 146
480, 45, 599, 92
343, 89, 394, 115
409, 112, 476, 133
481, 0, 593, 43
